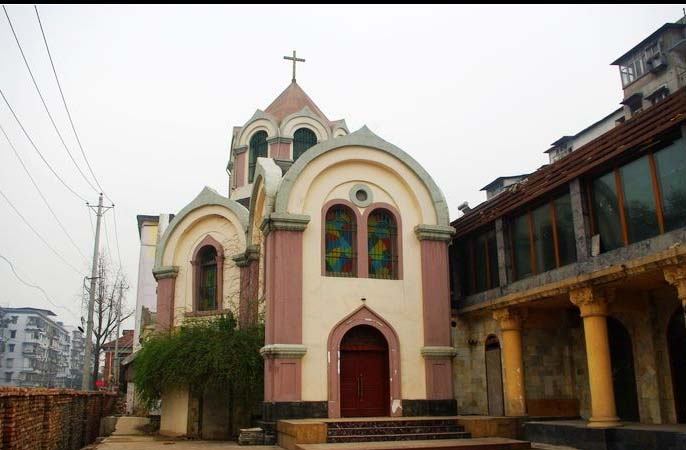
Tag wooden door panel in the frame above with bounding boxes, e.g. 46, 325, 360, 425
341, 350, 388, 417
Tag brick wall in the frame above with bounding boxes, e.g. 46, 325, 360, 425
0, 387, 121, 450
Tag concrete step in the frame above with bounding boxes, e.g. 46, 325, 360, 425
329, 420, 461, 429
298, 437, 532, 450
327, 431, 472, 443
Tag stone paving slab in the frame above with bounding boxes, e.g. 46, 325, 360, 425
296, 437, 531, 450
91, 435, 279, 450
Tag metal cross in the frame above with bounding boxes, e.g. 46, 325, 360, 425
283, 50, 305, 82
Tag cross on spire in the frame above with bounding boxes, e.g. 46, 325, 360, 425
283, 50, 305, 83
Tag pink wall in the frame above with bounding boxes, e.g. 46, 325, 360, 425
419, 239, 454, 399
264, 229, 304, 401
239, 259, 259, 328
234, 152, 246, 187
155, 276, 176, 331
269, 142, 291, 161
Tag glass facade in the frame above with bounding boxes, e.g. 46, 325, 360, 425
654, 139, 686, 231
512, 192, 577, 281
454, 227, 499, 296
591, 136, 686, 251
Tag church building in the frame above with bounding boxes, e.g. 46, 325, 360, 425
150, 57, 456, 437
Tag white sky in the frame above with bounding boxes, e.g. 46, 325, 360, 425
0, 4, 679, 329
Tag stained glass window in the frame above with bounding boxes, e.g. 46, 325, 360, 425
248, 131, 268, 183
198, 246, 217, 311
325, 205, 356, 277
293, 128, 317, 161
367, 209, 398, 279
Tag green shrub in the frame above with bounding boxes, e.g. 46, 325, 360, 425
134, 312, 264, 411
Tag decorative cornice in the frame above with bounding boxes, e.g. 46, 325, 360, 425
420, 346, 457, 359
414, 224, 455, 242
152, 266, 179, 281
260, 212, 310, 234
273, 158, 293, 173
259, 344, 307, 359
232, 245, 261, 267
267, 136, 293, 145
234, 145, 248, 155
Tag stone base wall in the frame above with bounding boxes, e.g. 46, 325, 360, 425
0, 387, 120, 450
402, 399, 457, 416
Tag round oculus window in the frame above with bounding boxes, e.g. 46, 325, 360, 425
349, 184, 373, 207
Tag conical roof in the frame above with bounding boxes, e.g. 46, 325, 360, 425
264, 81, 330, 124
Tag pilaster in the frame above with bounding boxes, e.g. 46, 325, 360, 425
570, 178, 592, 261
153, 266, 179, 331
493, 307, 527, 416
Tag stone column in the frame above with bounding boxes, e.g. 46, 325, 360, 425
569, 286, 621, 428
493, 307, 527, 416
415, 225, 457, 404
261, 213, 309, 414
494, 218, 509, 287
153, 266, 179, 331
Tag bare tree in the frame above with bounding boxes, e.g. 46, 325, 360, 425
82, 253, 133, 388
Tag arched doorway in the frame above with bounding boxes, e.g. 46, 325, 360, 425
485, 335, 504, 416
607, 317, 640, 422
340, 325, 390, 417
667, 308, 686, 423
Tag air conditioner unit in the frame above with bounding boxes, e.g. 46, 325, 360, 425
648, 54, 667, 73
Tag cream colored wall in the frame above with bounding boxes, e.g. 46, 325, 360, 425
160, 205, 246, 324
284, 146, 440, 402
160, 387, 189, 436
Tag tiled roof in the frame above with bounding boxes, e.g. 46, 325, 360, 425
264, 81, 330, 124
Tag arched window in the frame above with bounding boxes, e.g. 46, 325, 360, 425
248, 131, 268, 183
293, 128, 317, 161
325, 205, 356, 277
367, 209, 398, 279
197, 246, 218, 311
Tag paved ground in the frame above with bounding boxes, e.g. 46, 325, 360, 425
90, 435, 279, 450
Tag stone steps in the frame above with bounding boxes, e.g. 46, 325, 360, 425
326, 418, 470, 444
328, 431, 472, 443
298, 437, 533, 450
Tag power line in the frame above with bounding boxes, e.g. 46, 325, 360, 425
34, 5, 110, 202
2, 5, 99, 195
0, 186, 83, 275
0, 87, 88, 202
1, 122, 89, 263
0, 252, 79, 320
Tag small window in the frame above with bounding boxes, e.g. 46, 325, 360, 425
248, 131, 268, 183
8, 344, 14, 352
325, 205, 357, 277
367, 209, 399, 280
10, 316, 17, 324
4, 372, 12, 382
10, 330, 16, 339
5, 359, 13, 368
293, 128, 317, 161
197, 246, 218, 311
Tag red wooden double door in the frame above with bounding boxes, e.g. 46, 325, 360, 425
340, 325, 390, 417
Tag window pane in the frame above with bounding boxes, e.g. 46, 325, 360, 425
512, 214, 532, 280
619, 155, 659, 243
325, 206, 356, 276
248, 131, 268, 182
654, 139, 686, 231
487, 230, 500, 288
592, 172, 624, 252
293, 128, 317, 161
554, 193, 577, 266
474, 232, 488, 292
367, 209, 398, 279
531, 203, 556, 273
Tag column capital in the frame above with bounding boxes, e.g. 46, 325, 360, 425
260, 213, 310, 234
152, 266, 179, 281
493, 307, 525, 331
569, 286, 615, 318
664, 265, 686, 301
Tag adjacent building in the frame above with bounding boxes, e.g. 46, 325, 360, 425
0, 307, 84, 388
449, 17, 686, 429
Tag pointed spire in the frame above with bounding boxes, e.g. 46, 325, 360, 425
264, 82, 330, 124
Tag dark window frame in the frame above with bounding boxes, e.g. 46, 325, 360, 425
588, 136, 686, 250
248, 130, 268, 183
293, 127, 317, 161
509, 191, 575, 281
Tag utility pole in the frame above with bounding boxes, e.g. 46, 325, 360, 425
81, 193, 112, 390
113, 282, 123, 390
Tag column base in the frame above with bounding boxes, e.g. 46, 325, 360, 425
587, 416, 622, 428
